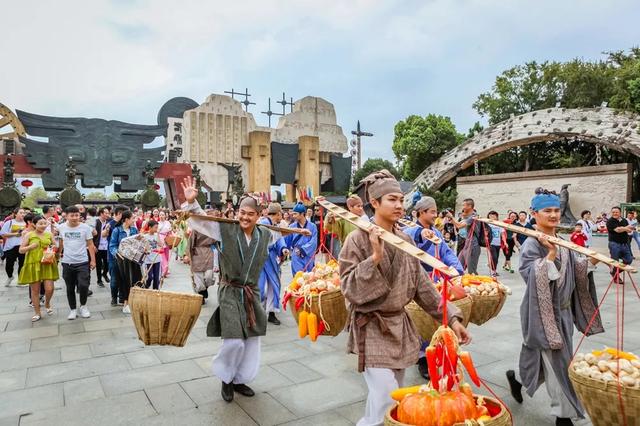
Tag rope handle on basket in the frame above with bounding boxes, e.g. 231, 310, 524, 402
300, 291, 331, 333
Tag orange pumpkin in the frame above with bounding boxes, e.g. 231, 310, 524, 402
397, 390, 478, 426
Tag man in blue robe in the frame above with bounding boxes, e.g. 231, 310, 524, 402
286, 202, 318, 275
402, 196, 464, 380
257, 203, 289, 325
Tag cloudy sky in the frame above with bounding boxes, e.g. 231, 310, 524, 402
2, 0, 638, 163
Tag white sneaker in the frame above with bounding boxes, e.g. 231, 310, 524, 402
79, 305, 91, 318
67, 309, 77, 320
122, 305, 131, 314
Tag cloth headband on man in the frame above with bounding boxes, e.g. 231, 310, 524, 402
346, 195, 363, 209
414, 196, 436, 212
292, 202, 306, 214
531, 193, 560, 211
239, 195, 260, 212
360, 169, 403, 203
267, 202, 282, 215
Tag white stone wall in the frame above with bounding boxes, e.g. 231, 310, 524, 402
455, 164, 631, 217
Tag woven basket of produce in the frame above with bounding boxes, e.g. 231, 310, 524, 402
129, 287, 203, 347
384, 394, 511, 426
284, 260, 347, 338
568, 349, 640, 426
459, 275, 510, 326
405, 296, 473, 341
164, 233, 182, 248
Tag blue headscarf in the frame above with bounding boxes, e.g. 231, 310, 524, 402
293, 202, 306, 214
531, 193, 560, 211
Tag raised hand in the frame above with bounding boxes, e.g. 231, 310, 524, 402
181, 176, 199, 204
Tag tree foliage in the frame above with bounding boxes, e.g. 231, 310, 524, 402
352, 158, 400, 187
21, 187, 49, 210
417, 184, 458, 212
392, 114, 465, 180
85, 191, 106, 200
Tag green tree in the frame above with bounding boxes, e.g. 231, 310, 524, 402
392, 114, 465, 180
21, 187, 49, 210
352, 158, 400, 186
417, 184, 458, 212
86, 191, 106, 200
608, 48, 640, 113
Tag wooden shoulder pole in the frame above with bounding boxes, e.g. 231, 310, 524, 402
316, 198, 459, 277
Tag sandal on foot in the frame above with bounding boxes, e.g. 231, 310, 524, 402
32, 315, 41, 322
46, 307, 54, 315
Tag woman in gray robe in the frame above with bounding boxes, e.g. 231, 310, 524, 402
506, 189, 603, 426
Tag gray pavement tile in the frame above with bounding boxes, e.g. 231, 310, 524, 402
0, 383, 63, 418
26, 353, 129, 387
100, 359, 207, 396
0, 348, 59, 372
277, 410, 354, 426
271, 360, 323, 384
0, 340, 30, 355
145, 383, 197, 414
304, 352, 358, 377
190, 400, 258, 426
58, 322, 86, 335
0, 305, 16, 315
125, 349, 162, 368
20, 390, 156, 426
334, 401, 364, 424
60, 344, 92, 362
0, 369, 26, 392
0, 415, 19, 426
235, 392, 296, 426
260, 326, 300, 347
270, 376, 367, 417
260, 342, 313, 365
129, 407, 229, 426
180, 377, 221, 406
83, 316, 136, 332
29, 329, 112, 351
0, 325, 58, 344
153, 339, 222, 363
89, 335, 145, 356
293, 337, 340, 354
63, 376, 105, 405
247, 365, 294, 393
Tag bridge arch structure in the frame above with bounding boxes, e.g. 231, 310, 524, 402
412, 107, 640, 191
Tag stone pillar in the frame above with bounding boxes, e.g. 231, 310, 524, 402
285, 184, 295, 202
247, 130, 271, 193
297, 135, 320, 198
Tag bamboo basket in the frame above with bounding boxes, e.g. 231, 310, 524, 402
569, 364, 640, 426
287, 288, 348, 337
164, 234, 182, 248
384, 395, 512, 426
468, 291, 507, 326
405, 296, 473, 341
129, 287, 203, 347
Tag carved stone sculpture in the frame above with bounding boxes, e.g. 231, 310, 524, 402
559, 184, 578, 225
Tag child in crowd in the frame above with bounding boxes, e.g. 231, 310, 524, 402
487, 211, 503, 277
570, 223, 587, 247
443, 231, 456, 250
143, 220, 164, 290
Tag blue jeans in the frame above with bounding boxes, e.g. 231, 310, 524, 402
108, 259, 120, 301
608, 241, 633, 275
632, 232, 640, 252
145, 263, 161, 290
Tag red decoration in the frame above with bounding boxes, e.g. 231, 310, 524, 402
154, 184, 160, 190
21, 179, 33, 188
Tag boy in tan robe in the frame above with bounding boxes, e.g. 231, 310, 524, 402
340, 170, 471, 426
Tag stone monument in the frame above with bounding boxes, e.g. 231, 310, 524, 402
139, 160, 161, 209
58, 157, 83, 209
0, 156, 22, 216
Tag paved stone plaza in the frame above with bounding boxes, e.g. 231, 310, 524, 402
0, 237, 638, 426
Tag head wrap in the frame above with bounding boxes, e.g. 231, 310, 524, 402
239, 195, 260, 212
267, 202, 282, 215
360, 169, 403, 203
414, 196, 437, 212
530, 192, 560, 211
346, 195, 363, 209
292, 202, 306, 214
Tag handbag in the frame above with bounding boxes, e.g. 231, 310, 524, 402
41, 245, 56, 264
117, 235, 149, 265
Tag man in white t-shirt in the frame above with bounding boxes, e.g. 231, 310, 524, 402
58, 206, 96, 320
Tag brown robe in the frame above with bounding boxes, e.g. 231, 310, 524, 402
340, 226, 463, 371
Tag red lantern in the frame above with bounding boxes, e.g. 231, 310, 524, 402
154, 184, 160, 190
21, 180, 33, 188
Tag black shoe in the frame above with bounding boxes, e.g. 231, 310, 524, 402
97, 282, 105, 288
221, 381, 234, 402
556, 418, 574, 426
506, 370, 523, 403
111, 297, 117, 307
268, 312, 281, 325
233, 383, 255, 397
104, 275, 110, 283
417, 357, 430, 380
87, 289, 93, 296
